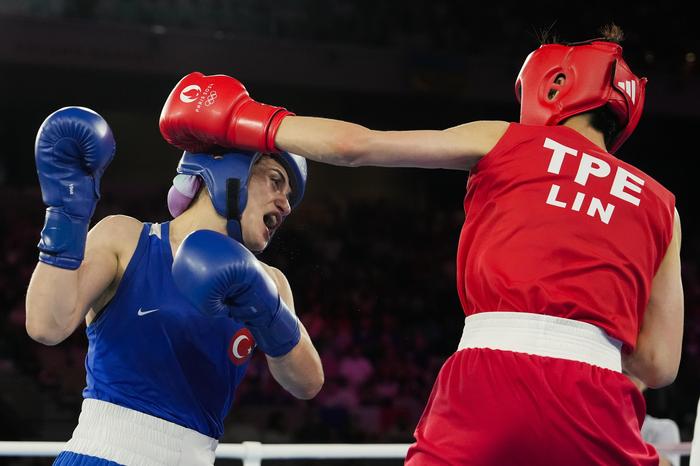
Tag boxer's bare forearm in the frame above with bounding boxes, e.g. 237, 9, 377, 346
26, 217, 121, 345
258, 263, 324, 398
26, 264, 82, 345
275, 116, 508, 170
266, 326, 323, 399
276, 116, 368, 166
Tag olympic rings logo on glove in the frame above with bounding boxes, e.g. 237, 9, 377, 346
204, 91, 218, 107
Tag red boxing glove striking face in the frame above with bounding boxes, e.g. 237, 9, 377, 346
159, 72, 293, 153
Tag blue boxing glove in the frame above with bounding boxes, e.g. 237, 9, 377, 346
35, 107, 115, 269
172, 230, 301, 357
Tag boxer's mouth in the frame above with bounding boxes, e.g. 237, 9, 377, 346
263, 212, 281, 233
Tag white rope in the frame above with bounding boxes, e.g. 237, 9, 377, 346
225, 442, 411, 458
0, 441, 65, 456
0, 441, 691, 459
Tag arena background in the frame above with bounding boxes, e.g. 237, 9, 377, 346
0, 1, 698, 465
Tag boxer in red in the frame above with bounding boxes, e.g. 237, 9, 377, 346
159, 24, 683, 465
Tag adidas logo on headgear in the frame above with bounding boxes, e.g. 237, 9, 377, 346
617, 80, 636, 104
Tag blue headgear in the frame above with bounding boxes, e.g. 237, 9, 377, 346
174, 150, 307, 241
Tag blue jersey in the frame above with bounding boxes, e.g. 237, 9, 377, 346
83, 222, 253, 438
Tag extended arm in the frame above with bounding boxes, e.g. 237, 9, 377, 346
274, 117, 509, 170
159, 72, 509, 171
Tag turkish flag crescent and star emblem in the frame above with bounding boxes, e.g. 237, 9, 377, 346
228, 328, 255, 366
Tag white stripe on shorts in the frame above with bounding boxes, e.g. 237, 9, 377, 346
457, 312, 623, 372
63, 398, 218, 466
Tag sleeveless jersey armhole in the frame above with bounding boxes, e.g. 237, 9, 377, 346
652, 193, 677, 276
159, 222, 174, 266
88, 223, 152, 327
470, 122, 517, 173
470, 122, 538, 173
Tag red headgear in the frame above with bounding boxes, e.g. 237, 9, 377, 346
515, 40, 647, 153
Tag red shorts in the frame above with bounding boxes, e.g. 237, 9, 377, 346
405, 348, 659, 466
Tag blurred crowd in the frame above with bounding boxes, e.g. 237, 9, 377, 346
0, 179, 698, 464
1, 0, 698, 74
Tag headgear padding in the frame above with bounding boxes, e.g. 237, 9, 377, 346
170, 150, 307, 242
168, 174, 202, 218
515, 40, 646, 153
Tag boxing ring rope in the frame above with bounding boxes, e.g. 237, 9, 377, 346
0, 441, 692, 465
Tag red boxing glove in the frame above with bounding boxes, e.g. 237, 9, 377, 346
159, 72, 293, 153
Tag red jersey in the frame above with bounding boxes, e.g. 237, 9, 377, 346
456, 123, 675, 350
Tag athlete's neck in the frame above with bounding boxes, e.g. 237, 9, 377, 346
170, 193, 227, 252
561, 114, 607, 152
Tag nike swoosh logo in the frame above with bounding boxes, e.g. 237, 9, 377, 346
137, 308, 160, 316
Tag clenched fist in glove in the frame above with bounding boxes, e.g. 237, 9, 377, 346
35, 107, 115, 269
172, 229, 301, 357
159, 72, 293, 153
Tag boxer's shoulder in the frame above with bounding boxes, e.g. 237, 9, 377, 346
81, 216, 143, 323
447, 120, 511, 161
87, 215, 143, 267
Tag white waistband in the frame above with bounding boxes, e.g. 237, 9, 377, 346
457, 312, 622, 372
63, 399, 218, 466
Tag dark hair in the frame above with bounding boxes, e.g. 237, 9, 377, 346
599, 23, 624, 43
588, 23, 625, 149
537, 22, 624, 46
536, 22, 560, 45
588, 106, 621, 149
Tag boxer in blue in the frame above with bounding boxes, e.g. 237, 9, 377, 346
25, 107, 323, 465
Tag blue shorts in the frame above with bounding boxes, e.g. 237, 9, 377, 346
53, 451, 122, 466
